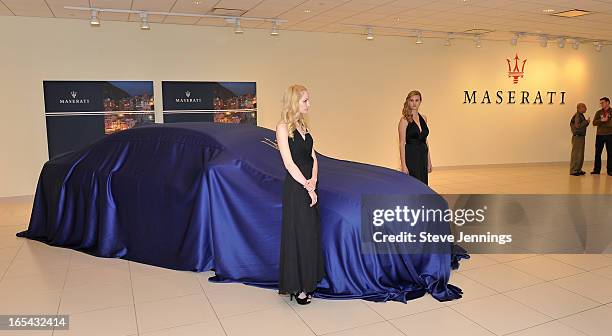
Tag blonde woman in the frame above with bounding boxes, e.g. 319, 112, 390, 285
276, 84, 325, 305
398, 90, 432, 185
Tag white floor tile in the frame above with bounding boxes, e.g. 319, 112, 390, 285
0, 272, 66, 295
505, 282, 600, 318
54, 305, 137, 336
64, 264, 130, 289
506, 255, 585, 281
135, 294, 217, 333
559, 305, 612, 336
364, 294, 445, 319
221, 305, 314, 336
69, 251, 128, 271
390, 307, 494, 336
460, 264, 543, 292
591, 265, 612, 280
451, 294, 551, 335
506, 321, 587, 336
292, 299, 384, 335
548, 254, 612, 271
553, 272, 612, 304
140, 320, 226, 336
0, 246, 19, 261
445, 272, 497, 305
129, 262, 187, 279
132, 272, 202, 303
204, 282, 287, 318
486, 254, 538, 263
456, 254, 498, 271
324, 321, 404, 336
0, 290, 62, 314
59, 281, 133, 314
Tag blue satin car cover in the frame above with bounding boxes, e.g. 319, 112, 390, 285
18, 122, 466, 302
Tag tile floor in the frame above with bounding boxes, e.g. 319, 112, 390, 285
1, 162, 611, 335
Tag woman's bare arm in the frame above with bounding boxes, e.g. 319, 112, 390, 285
276, 123, 308, 185
398, 118, 408, 172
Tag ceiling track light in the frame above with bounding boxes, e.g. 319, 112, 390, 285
139, 12, 150, 30
234, 18, 243, 34
510, 32, 519, 46
557, 37, 566, 48
572, 39, 580, 50
444, 32, 453, 46
270, 20, 279, 36
415, 30, 423, 44
365, 26, 374, 40
539, 35, 548, 47
474, 35, 481, 48
90, 9, 100, 26
594, 41, 603, 52
66, 6, 286, 32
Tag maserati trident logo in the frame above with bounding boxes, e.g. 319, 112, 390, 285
507, 53, 526, 84
261, 137, 279, 150
70, 91, 78, 98
185, 90, 191, 98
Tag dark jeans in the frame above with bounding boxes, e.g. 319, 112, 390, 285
593, 134, 611, 174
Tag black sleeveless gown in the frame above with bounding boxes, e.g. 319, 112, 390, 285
278, 130, 325, 294
405, 113, 429, 185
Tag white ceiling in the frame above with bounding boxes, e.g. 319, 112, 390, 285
1, 0, 612, 43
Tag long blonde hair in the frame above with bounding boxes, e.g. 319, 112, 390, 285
402, 90, 422, 124
281, 84, 309, 139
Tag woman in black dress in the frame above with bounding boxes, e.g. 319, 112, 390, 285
398, 90, 432, 185
276, 84, 325, 305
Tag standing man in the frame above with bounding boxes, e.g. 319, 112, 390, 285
570, 103, 589, 176
591, 97, 612, 175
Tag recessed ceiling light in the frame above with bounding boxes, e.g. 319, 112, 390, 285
551, 9, 591, 18
304, 9, 311, 13
193, 0, 201, 5
542, 9, 555, 13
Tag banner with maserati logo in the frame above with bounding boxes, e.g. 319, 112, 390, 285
463, 53, 566, 105
162, 81, 256, 124
43, 81, 155, 159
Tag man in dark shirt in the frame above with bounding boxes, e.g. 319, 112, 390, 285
591, 97, 612, 175
570, 103, 589, 176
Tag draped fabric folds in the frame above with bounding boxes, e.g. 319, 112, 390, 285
18, 122, 467, 302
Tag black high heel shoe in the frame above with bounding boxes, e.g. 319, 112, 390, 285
290, 292, 311, 305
